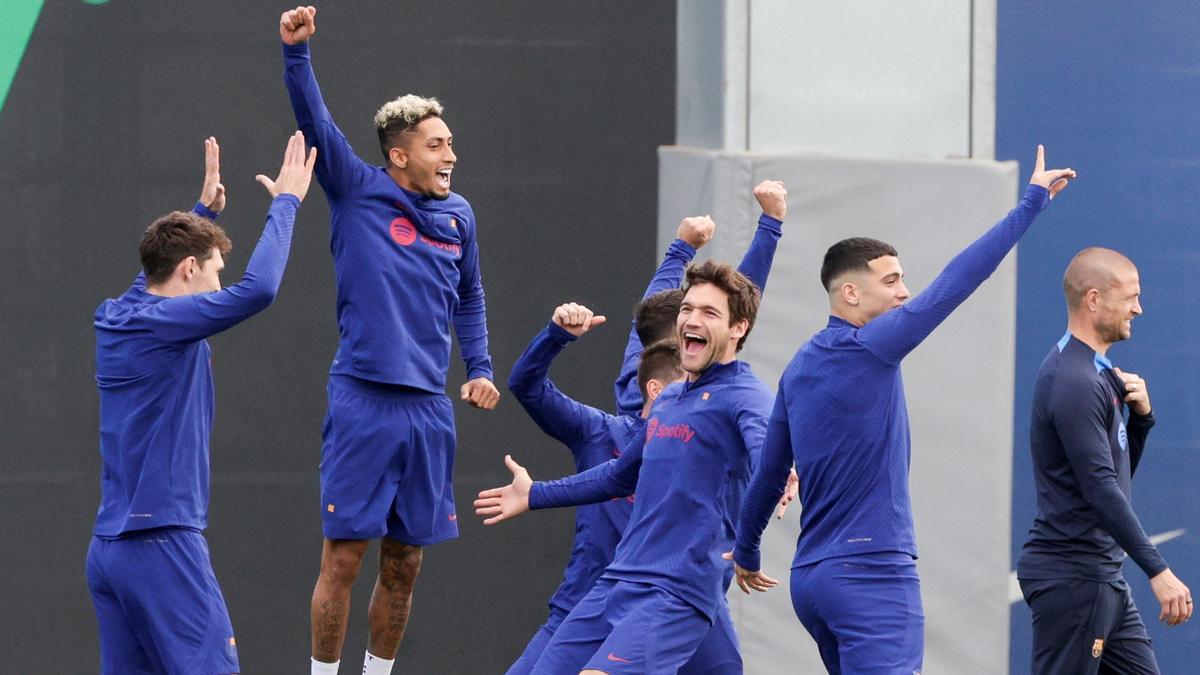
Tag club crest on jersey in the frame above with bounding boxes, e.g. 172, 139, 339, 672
1118, 422, 1128, 451
1092, 638, 1104, 658
449, 217, 458, 229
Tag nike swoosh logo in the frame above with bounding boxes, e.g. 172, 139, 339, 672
1007, 528, 1187, 603
607, 653, 633, 663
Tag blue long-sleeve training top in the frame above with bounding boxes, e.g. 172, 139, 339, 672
613, 214, 782, 417
283, 42, 491, 391
507, 322, 644, 618
1017, 333, 1165, 581
93, 196, 299, 537
735, 184, 1051, 572
532, 360, 772, 621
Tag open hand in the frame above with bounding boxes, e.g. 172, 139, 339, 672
723, 551, 779, 594
256, 131, 317, 200
474, 455, 532, 525
280, 5, 317, 45
198, 137, 225, 213
1029, 145, 1076, 199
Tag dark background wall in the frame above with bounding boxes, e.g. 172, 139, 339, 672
999, 1, 1200, 670
0, 1, 675, 671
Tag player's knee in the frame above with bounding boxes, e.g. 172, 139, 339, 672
379, 541, 422, 588
320, 542, 368, 586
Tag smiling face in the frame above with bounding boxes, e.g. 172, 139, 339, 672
389, 116, 456, 199
676, 282, 747, 379
1094, 266, 1142, 343
855, 255, 911, 322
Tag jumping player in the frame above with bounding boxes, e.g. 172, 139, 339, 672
477, 260, 772, 674
731, 146, 1075, 674
276, 7, 499, 674
1017, 248, 1191, 674
86, 133, 316, 674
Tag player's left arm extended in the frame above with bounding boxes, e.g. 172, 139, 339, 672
530, 431, 645, 509
733, 389, 794, 572
1059, 383, 1167, 579
736, 213, 783, 295
454, 212, 493, 382
858, 183, 1049, 364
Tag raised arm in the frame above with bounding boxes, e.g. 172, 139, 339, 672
279, 5, 372, 199
613, 216, 711, 416
144, 132, 316, 342
508, 304, 609, 449
858, 146, 1074, 364
737, 180, 786, 293
455, 208, 499, 410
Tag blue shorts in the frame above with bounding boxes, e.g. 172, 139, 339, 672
790, 552, 924, 675
679, 598, 742, 674
85, 528, 239, 675
320, 375, 458, 544
531, 578, 711, 675
1020, 577, 1158, 675
506, 608, 569, 675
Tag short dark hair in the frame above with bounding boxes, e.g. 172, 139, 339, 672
139, 211, 232, 285
634, 289, 684, 347
682, 259, 761, 352
819, 237, 898, 291
637, 340, 684, 400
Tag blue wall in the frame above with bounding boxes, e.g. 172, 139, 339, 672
998, 2, 1200, 671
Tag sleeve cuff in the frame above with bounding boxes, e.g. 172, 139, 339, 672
732, 545, 761, 573
282, 41, 311, 59
272, 194, 301, 208
192, 201, 220, 220
758, 213, 783, 232
545, 322, 579, 344
528, 483, 548, 510
1023, 183, 1050, 209
667, 239, 697, 260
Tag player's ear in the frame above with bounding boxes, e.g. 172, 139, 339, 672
388, 145, 408, 170
179, 256, 197, 282
730, 319, 748, 340
646, 378, 664, 402
1084, 288, 1102, 313
840, 281, 859, 306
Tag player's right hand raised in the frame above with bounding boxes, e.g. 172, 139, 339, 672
753, 179, 787, 220
676, 215, 715, 249
280, 5, 316, 45
1028, 144, 1076, 200
552, 302, 606, 338
474, 455, 532, 525
256, 131, 318, 201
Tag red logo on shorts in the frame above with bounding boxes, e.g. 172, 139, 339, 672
390, 217, 417, 246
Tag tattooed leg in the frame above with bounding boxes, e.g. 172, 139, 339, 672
366, 539, 423, 659
311, 538, 369, 663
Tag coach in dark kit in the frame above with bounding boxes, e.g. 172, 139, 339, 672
1017, 248, 1192, 674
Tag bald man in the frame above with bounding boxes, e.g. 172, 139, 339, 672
1017, 248, 1192, 675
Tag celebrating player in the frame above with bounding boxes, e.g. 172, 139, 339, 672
478, 260, 772, 673
731, 146, 1075, 674
86, 133, 316, 674
277, 7, 499, 674
1017, 248, 1191, 674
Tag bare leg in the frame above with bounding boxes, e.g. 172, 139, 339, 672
311, 538, 370, 663
366, 538, 423, 658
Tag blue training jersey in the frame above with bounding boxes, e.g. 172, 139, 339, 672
532, 360, 772, 621
613, 215, 783, 417
735, 184, 1051, 572
282, 42, 491, 391
508, 322, 644, 618
1017, 333, 1165, 582
93, 197, 299, 537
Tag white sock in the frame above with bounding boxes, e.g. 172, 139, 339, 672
363, 651, 395, 675
312, 657, 340, 674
